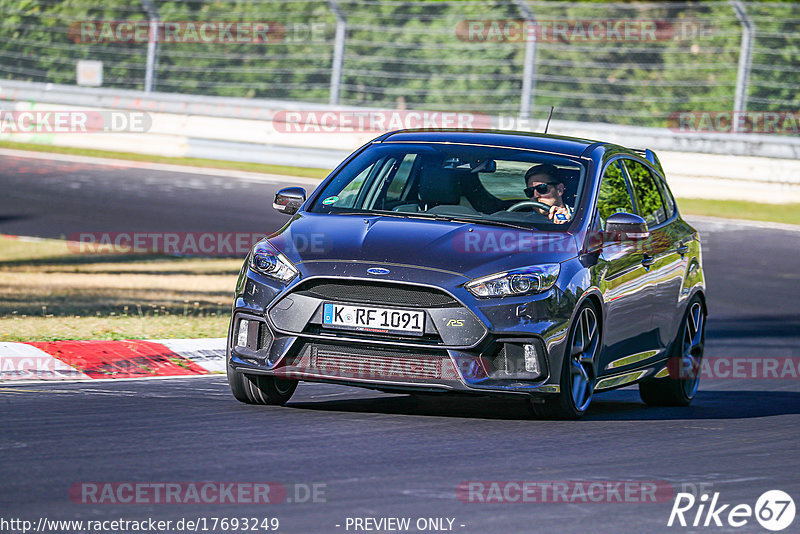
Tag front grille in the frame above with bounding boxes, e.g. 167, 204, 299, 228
289, 342, 460, 381
292, 279, 458, 308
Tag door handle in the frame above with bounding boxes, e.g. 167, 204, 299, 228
641, 256, 655, 268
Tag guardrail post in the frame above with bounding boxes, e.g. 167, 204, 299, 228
514, 0, 537, 120
140, 0, 160, 93
731, 0, 754, 131
327, 0, 347, 105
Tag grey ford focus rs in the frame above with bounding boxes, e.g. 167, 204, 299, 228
227, 130, 706, 419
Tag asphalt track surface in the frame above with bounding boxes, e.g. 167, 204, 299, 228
2, 153, 800, 533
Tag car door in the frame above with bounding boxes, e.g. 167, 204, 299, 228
594, 159, 660, 374
652, 172, 695, 344
622, 158, 686, 353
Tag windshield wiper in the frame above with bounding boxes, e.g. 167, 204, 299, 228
325, 210, 537, 231
324, 210, 405, 219
455, 218, 532, 231
421, 214, 534, 231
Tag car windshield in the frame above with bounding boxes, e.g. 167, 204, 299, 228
309, 142, 586, 231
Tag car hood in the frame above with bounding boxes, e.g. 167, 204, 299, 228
268, 213, 578, 280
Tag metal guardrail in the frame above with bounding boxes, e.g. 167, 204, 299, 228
3, 80, 799, 162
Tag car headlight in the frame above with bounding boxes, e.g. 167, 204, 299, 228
248, 241, 298, 282
465, 264, 560, 298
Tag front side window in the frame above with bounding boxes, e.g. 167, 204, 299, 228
310, 143, 587, 231
623, 159, 668, 227
597, 161, 635, 229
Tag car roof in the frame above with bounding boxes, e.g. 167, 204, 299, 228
377, 129, 622, 158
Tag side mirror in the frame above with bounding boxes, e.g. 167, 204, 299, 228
604, 212, 649, 242
273, 187, 306, 215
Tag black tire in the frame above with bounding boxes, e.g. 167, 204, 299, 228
227, 363, 298, 405
530, 301, 599, 420
639, 295, 705, 407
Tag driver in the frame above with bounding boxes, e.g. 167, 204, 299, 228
524, 164, 572, 224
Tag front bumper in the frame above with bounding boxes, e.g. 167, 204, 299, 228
228, 266, 575, 397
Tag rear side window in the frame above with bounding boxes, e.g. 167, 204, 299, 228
597, 161, 634, 229
653, 175, 676, 219
623, 159, 667, 227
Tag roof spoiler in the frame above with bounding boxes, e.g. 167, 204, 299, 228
632, 148, 662, 171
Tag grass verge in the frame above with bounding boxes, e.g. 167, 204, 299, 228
0, 235, 239, 341
0, 316, 227, 342
676, 198, 800, 226
0, 140, 331, 179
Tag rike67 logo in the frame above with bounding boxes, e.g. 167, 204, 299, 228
668, 490, 795, 531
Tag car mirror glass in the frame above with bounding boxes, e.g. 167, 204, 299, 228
604, 212, 649, 242
273, 187, 306, 215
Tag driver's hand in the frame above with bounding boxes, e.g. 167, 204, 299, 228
548, 205, 570, 224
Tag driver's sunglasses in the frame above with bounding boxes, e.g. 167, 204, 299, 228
524, 182, 558, 197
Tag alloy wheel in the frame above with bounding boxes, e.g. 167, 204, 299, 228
569, 306, 598, 412
680, 301, 705, 398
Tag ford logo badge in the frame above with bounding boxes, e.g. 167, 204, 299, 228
367, 267, 390, 275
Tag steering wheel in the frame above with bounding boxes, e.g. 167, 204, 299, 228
506, 200, 553, 213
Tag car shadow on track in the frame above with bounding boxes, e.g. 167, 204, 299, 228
285, 389, 800, 421
706, 314, 800, 340
585, 389, 800, 421
288, 393, 531, 420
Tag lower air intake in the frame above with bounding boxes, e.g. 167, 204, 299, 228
291, 343, 459, 381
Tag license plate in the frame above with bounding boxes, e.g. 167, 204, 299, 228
322, 303, 425, 336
